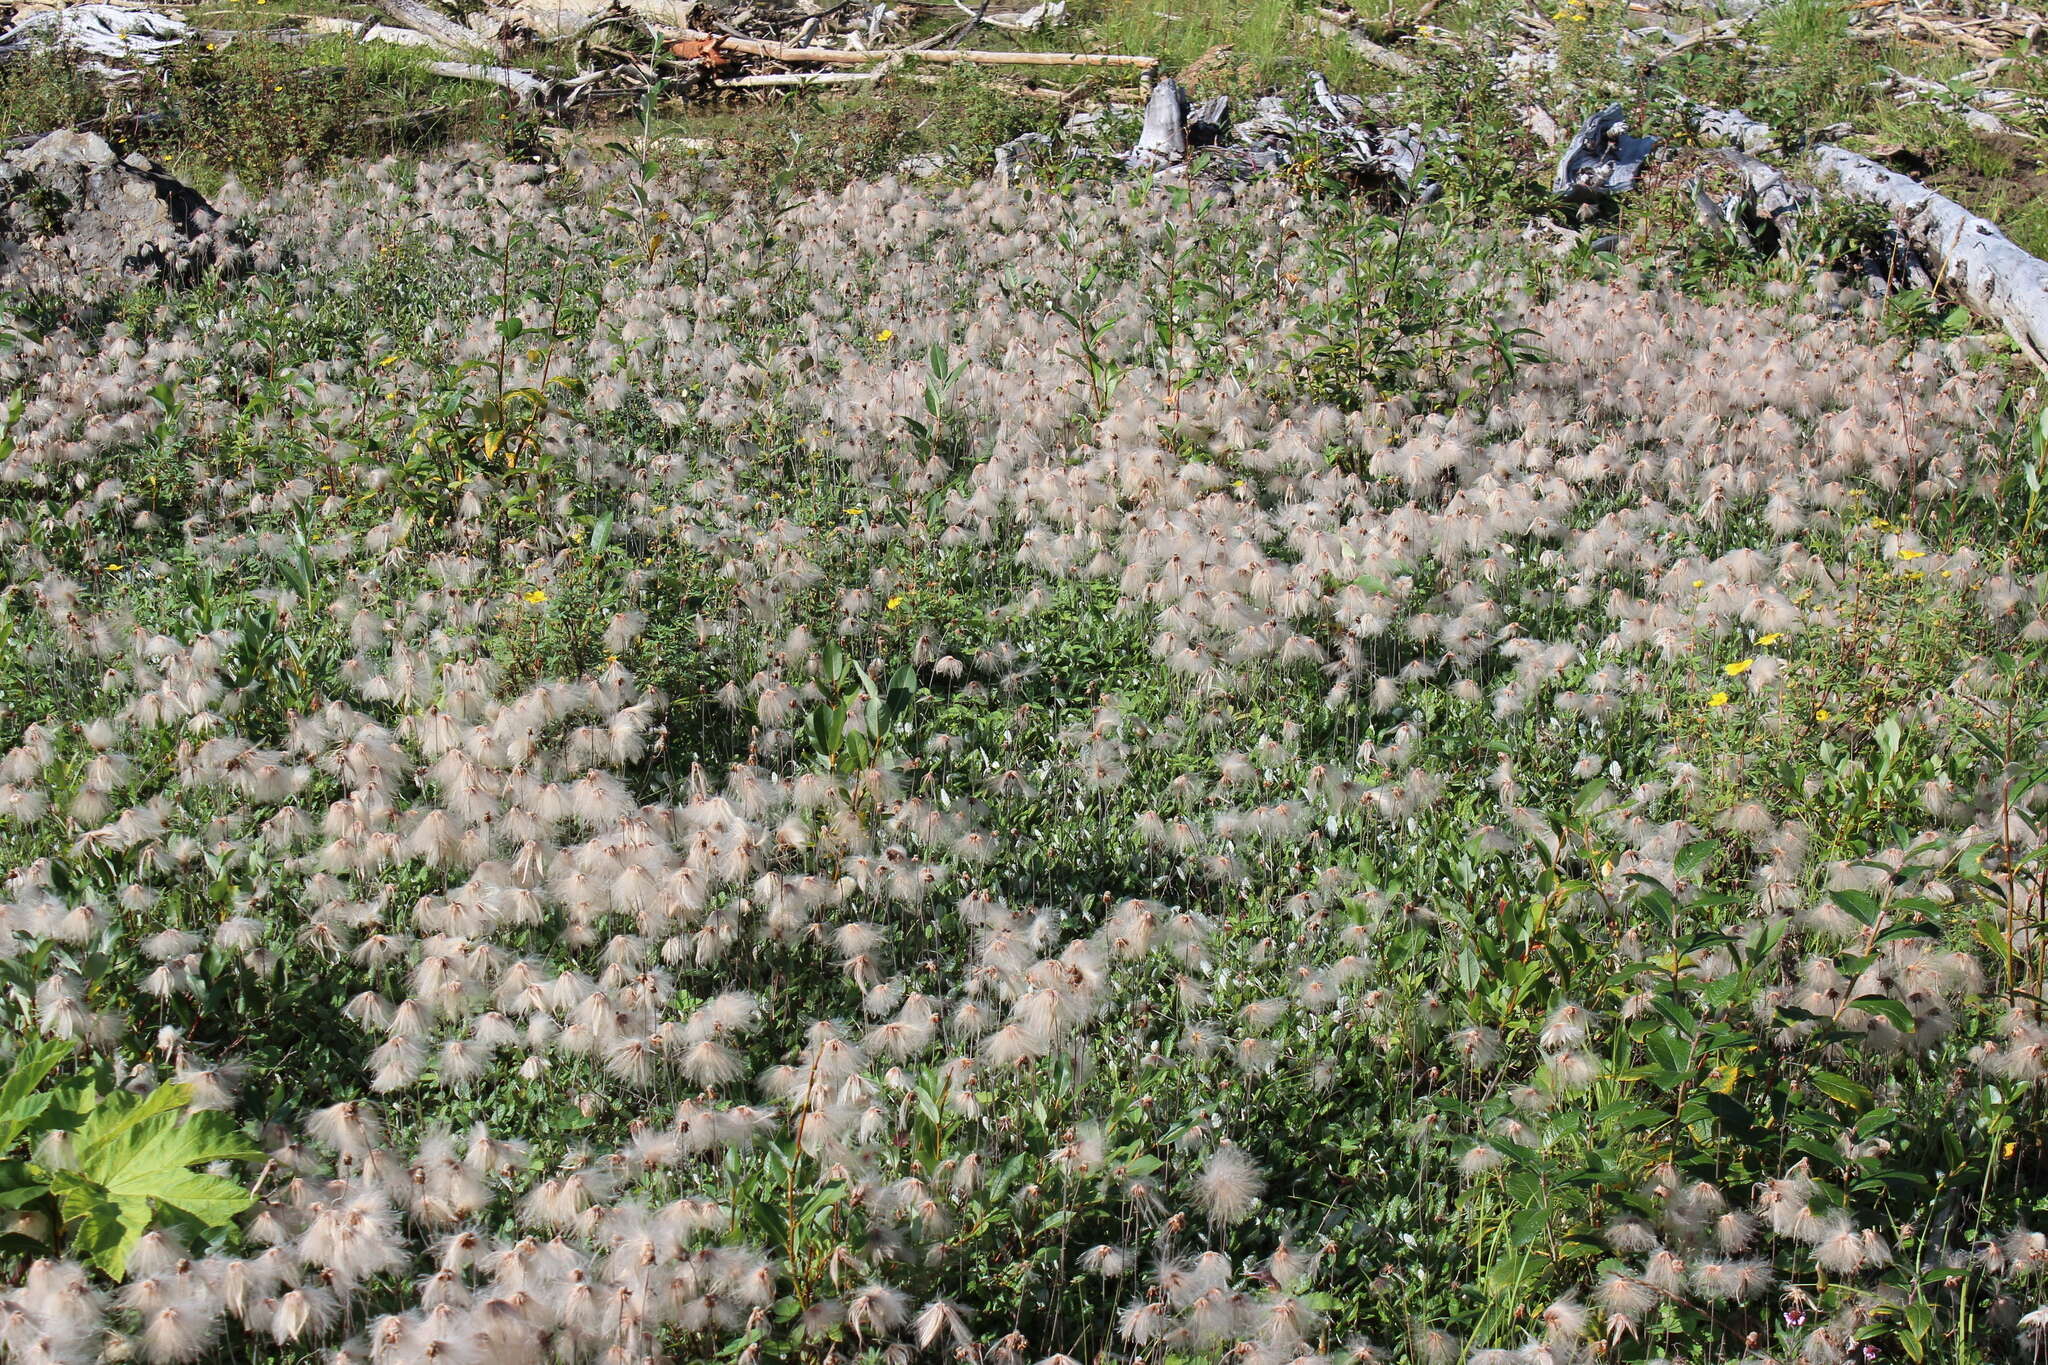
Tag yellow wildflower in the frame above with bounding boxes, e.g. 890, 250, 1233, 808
1724, 659, 1753, 677
844, 507, 864, 517
523, 589, 547, 605
876, 329, 894, 342
1757, 633, 1782, 646
1692, 579, 1705, 588
1897, 548, 1926, 560
886, 595, 904, 610
1708, 692, 1731, 708
1816, 708, 1832, 722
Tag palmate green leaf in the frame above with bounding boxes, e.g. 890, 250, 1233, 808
75, 1084, 261, 1214
49, 1171, 152, 1279
41, 1082, 261, 1274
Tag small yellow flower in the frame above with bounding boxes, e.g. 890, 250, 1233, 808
1692, 579, 1705, 588
1816, 708, 1832, 722
876, 329, 894, 342
844, 507, 864, 517
1708, 692, 1731, 708
886, 595, 904, 610
523, 589, 547, 605
1724, 659, 1753, 677
1897, 548, 1926, 560
1757, 633, 1782, 646
1940, 569, 1953, 578
379, 355, 398, 367
104, 563, 124, 571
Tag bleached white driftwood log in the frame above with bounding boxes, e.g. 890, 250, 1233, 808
664, 27, 1157, 67
0, 5, 189, 68
1814, 145, 2048, 364
1720, 146, 1806, 225
1695, 102, 2048, 368
1309, 9, 1421, 77
713, 69, 882, 86
376, 0, 492, 56
300, 15, 444, 47
425, 60, 553, 101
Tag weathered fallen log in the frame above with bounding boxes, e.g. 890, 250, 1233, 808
664, 26, 1156, 67
1814, 145, 2048, 365
299, 15, 444, 47
950, 0, 1067, 31
374, 0, 491, 57
1720, 146, 1805, 225
0, 5, 188, 69
1689, 100, 1777, 154
713, 69, 882, 85
425, 60, 553, 101
1694, 103, 2048, 368
1309, 9, 1421, 76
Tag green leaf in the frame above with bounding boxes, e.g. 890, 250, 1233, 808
1507, 1201, 1550, 1247
0, 1040, 75, 1151
1828, 889, 1881, 927
49, 1083, 259, 1274
53, 1176, 151, 1279
1808, 1070, 1873, 1110
0, 1159, 47, 1210
1850, 996, 1916, 1033
1675, 839, 1720, 880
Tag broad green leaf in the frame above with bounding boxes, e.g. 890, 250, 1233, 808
55, 1083, 259, 1269
0, 1040, 74, 1150
1674, 838, 1720, 880
1851, 996, 1917, 1033
1808, 1070, 1873, 1110
50, 1171, 153, 1277
1827, 889, 1881, 927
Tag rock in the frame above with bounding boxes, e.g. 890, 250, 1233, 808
0, 130, 239, 299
